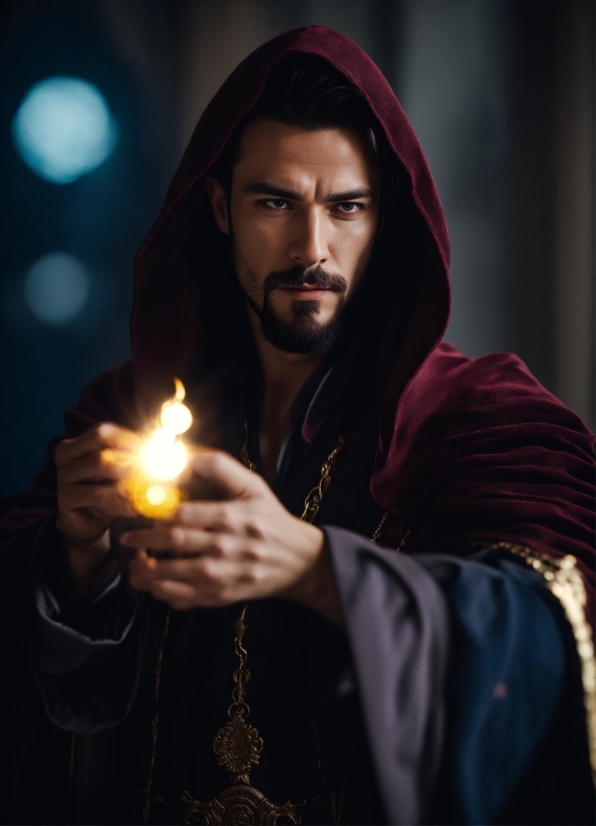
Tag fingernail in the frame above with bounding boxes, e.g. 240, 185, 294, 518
146, 557, 158, 570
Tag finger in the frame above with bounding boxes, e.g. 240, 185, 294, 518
166, 501, 239, 532
59, 451, 132, 484
55, 423, 138, 467
130, 550, 239, 583
129, 552, 247, 605
129, 552, 199, 585
189, 450, 262, 500
61, 481, 137, 518
132, 577, 199, 611
120, 526, 225, 554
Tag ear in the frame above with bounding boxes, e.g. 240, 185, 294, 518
206, 176, 230, 235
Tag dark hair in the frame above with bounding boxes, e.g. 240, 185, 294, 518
211, 55, 399, 202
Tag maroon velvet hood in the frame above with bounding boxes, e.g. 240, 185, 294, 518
131, 26, 450, 409
129, 25, 594, 596
0, 27, 594, 817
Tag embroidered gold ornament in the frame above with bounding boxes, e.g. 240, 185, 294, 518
182, 604, 302, 825
181, 429, 347, 825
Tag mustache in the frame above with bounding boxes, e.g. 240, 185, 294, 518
263, 265, 347, 294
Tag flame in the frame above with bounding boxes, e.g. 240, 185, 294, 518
160, 398, 193, 436
174, 377, 186, 401
139, 377, 193, 481
124, 378, 193, 519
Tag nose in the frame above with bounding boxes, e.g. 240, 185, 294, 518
289, 208, 329, 269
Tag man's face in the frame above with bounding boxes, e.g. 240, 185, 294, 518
208, 118, 380, 355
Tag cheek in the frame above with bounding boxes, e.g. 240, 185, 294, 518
234, 215, 287, 272
333, 218, 377, 287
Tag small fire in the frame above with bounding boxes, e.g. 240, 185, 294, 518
126, 378, 193, 519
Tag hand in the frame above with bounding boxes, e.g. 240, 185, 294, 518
54, 422, 139, 593
122, 450, 344, 626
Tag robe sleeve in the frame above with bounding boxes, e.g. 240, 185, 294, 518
31, 515, 143, 735
324, 526, 572, 826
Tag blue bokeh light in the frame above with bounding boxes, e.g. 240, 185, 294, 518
11, 76, 118, 183
24, 252, 90, 323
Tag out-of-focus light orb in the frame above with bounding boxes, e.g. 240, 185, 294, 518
12, 76, 118, 183
140, 432, 188, 480
146, 485, 167, 506
160, 400, 193, 435
24, 252, 90, 323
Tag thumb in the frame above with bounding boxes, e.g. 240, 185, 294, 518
188, 449, 259, 500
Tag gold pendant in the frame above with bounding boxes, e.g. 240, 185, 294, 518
183, 434, 349, 824
182, 783, 301, 825
183, 607, 303, 825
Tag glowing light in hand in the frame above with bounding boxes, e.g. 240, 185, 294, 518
160, 399, 193, 436
124, 378, 193, 519
139, 378, 193, 481
146, 485, 167, 506
140, 432, 188, 480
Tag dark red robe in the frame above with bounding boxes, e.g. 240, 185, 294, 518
1, 24, 594, 825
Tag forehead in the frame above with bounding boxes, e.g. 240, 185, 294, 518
233, 118, 378, 187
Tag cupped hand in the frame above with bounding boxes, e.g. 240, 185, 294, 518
54, 422, 140, 592
122, 450, 343, 626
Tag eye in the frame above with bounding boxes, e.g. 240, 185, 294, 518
336, 202, 362, 214
263, 199, 289, 210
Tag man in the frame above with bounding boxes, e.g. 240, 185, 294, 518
1, 26, 594, 826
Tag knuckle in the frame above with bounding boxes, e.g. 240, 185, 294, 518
241, 542, 260, 563
216, 587, 234, 605
200, 558, 219, 582
175, 504, 194, 525
240, 567, 259, 585
209, 451, 226, 474
95, 422, 116, 445
245, 516, 266, 540
210, 537, 228, 557
168, 527, 185, 547
218, 505, 234, 531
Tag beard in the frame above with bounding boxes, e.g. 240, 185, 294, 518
238, 260, 348, 355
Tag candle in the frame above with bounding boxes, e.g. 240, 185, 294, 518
124, 378, 193, 519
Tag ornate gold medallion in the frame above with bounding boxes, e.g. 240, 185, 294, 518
182, 785, 301, 825
182, 606, 303, 825
143, 428, 392, 825
182, 431, 351, 825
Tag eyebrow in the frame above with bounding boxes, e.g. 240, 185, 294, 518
244, 182, 374, 202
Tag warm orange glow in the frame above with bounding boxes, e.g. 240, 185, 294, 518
140, 431, 188, 480
126, 476, 180, 520
146, 484, 166, 505
160, 399, 193, 436
124, 377, 193, 519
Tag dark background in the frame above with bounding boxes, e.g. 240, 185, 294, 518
1, 0, 594, 496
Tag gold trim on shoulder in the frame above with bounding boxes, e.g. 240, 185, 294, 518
371, 511, 388, 543
497, 542, 596, 785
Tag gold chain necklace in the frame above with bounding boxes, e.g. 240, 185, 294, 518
182, 427, 346, 825
179, 422, 392, 825
139, 419, 396, 825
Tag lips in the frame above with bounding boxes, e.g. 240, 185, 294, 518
279, 286, 330, 299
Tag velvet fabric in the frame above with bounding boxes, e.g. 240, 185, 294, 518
127, 24, 594, 602
1, 24, 595, 821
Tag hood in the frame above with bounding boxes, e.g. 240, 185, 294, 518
131, 25, 451, 446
